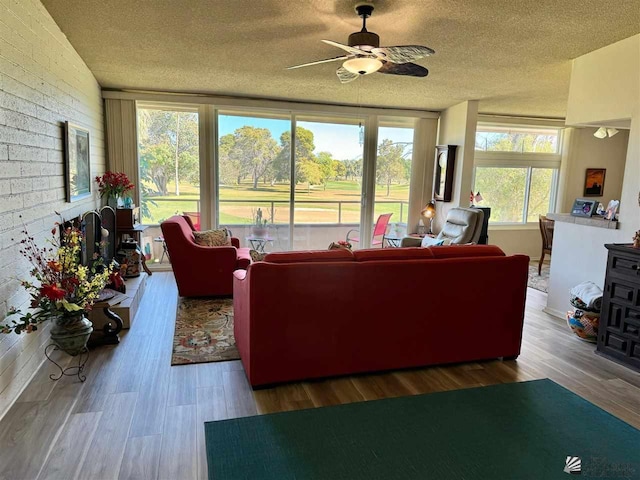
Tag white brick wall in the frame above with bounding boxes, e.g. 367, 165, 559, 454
0, 0, 105, 418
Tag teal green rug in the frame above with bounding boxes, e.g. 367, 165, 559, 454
205, 379, 640, 479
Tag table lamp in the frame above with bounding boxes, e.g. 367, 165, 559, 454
421, 200, 436, 235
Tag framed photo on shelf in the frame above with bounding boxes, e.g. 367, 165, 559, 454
64, 121, 91, 203
571, 198, 598, 217
584, 168, 606, 197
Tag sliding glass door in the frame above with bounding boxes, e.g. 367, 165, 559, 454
293, 116, 364, 250
373, 118, 415, 242
135, 101, 424, 255
216, 111, 292, 251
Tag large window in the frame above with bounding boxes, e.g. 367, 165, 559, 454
473, 124, 561, 224
294, 116, 364, 250
475, 125, 559, 153
136, 100, 427, 252
373, 118, 414, 234
217, 111, 292, 250
137, 105, 200, 225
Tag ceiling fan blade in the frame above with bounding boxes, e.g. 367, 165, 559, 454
372, 45, 435, 64
322, 39, 368, 56
287, 55, 351, 70
378, 62, 429, 77
336, 66, 359, 84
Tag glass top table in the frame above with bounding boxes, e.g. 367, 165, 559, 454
245, 235, 274, 253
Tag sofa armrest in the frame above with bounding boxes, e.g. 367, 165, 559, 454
401, 236, 422, 248
233, 268, 251, 381
231, 237, 240, 248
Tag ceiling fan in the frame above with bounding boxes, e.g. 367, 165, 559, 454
287, 2, 435, 84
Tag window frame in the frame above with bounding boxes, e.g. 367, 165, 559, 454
135, 100, 426, 248
473, 123, 563, 226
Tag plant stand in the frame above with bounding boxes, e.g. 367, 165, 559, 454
44, 344, 89, 382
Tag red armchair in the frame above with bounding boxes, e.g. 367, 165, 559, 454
161, 215, 251, 296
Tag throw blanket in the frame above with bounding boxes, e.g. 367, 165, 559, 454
570, 281, 603, 312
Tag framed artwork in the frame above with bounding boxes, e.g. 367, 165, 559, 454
433, 145, 457, 202
584, 168, 606, 197
64, 121, 91, 202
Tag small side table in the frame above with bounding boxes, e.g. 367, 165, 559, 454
383, 234, 403, 248
246, 235, 274, 253
154, 237, 169, 263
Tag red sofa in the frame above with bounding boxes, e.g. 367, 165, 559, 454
233, 245, 529, 387
161, 215, 251, 296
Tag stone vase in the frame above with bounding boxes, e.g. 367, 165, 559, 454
50, 313, 93, 356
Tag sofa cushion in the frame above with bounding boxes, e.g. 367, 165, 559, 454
427, 245, 505, 259
353, 248, 435, 262
264, 249, 354, 263
193, 228, 231, 247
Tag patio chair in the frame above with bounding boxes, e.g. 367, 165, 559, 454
346, 213, 393, 248
182, 211, 201, 231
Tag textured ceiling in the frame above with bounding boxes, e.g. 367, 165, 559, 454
41, 0, 640, 117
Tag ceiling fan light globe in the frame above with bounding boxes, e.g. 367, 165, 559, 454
343, 57, 382, 75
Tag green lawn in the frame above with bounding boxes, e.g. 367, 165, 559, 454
142, 180, 410, 225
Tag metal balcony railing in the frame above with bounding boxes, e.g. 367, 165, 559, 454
145, 198, 409, 225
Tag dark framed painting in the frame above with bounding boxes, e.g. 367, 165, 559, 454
64, 121, 91, 202
584, 168, 605, 197
434, 145, 457, 202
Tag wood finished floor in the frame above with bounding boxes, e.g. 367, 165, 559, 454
0, 273, 639, 480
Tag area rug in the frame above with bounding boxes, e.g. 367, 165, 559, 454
528, 264, 549, 293
171, 297, 239, 365
205, 379, 640, 480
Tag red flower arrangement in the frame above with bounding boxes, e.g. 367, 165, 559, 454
95, 171, 134, 199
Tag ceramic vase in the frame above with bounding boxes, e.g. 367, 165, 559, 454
106, 195, 118, 210
50, 313, 93, 356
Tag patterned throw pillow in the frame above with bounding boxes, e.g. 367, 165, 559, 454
193, 228, 231, 247
250, 249, 266, 262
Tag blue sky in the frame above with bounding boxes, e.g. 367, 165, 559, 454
218, 114, 413, 160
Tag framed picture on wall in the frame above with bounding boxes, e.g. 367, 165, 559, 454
64, 121, 91, 202
583, 168, 606, 197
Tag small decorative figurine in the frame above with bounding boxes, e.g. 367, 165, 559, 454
633, 230, 640, 249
